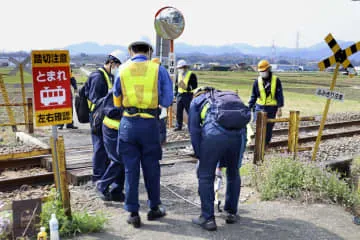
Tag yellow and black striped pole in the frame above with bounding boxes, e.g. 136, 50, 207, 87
312, 63, 340, 161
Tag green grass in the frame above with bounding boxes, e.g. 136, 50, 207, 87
40, 189, 107, 238
197, 71, 360, 116
2, 67, 360, 116
249, 157, 360, 209
0, 68, 33, 83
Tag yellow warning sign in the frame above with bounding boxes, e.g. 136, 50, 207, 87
318, 33, 360, 76
31, 50, 70, 67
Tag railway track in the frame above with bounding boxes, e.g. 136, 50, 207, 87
1, 119, 360, 192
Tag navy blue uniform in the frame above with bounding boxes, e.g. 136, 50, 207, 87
96, 91, 125, 200
113, 55, 174, 213
248, 73, 284, 144
189, 93, 247, 220
84, 67, 112, 182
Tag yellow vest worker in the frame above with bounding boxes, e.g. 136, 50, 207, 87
112, 41, 174, 228
84, 51, 121, 182
248, 59, 284, 145
174, 59, 198, 131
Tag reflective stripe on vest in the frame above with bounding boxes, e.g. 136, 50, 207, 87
178, 71, 193, 93
256, 75, 278, 106
103, 116, 120, 130
200, 102, 210, 124
120, 61, 159, 118
88, 68, 112, 112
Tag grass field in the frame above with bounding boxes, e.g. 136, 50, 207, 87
196, 71, 360, 116
1, 67, 359, 116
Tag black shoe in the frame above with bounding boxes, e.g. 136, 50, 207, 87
66, 125, 78, 129
110, 192, 125, 202
173, 127, 182, 131
147, 206, 166, 221
225, 213, 238, 224
58, 126, 63, 130
192, 216, 217, 231
96, 189, 111, 201
127, 214, 141, 228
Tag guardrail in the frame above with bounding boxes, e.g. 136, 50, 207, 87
0, 98, 34, 133
254, 111, 315, 164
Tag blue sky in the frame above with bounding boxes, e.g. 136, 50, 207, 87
1, 0, 360, 51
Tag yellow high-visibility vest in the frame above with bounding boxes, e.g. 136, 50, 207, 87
178, 71, 193, 93
256, 75, 278, 106
119, 61, 159, 118
200, 102, 210, 125
87, 68, 112, 111
103, 116, 120, 130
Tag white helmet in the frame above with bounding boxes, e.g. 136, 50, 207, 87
176, 59, 189, 69
109, 49, 126, 64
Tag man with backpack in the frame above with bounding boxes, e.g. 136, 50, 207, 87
84, 50, 123, 183
188, 86, 251, 231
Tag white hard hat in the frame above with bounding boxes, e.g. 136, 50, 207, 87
176, 59, 188, 69
109, 49, 126, 64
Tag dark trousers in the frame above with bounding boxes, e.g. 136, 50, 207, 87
254, 105, 278, 145
176, 93, 193, 129
198, 123, 242, 220
89, 113, 109, 182
118, 117, 162, 213
91, 133, 109, 182
159, 118, 167, 144
97, 124, 125, 195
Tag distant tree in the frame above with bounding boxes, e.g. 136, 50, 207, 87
277, 59, 291, 65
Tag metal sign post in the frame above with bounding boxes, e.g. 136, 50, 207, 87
312, 34, 360, 161
31, 50, 72, 214
155, 6, 185, 128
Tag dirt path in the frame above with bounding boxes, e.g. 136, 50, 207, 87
68, 162, 359, 240
22, 116, 359, 240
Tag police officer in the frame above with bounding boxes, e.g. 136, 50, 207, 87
95, 89, 125, 202
113, 41, 173, 228
84, 50, 122, 183
189, 87, 249, 231
248, 59, 284, 146
174, 59, 197, 131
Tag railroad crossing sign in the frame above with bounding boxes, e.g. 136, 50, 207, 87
8, 56, 32, 76
31, 50, 73, 127
318, 33, 360, 76
312, 33, 360, 161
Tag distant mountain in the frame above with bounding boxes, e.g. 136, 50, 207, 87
65, 40, 360, 62
67, 42, 127, 55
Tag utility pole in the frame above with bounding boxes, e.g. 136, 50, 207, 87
296, 31, 300, 66
271, 40, 276, 64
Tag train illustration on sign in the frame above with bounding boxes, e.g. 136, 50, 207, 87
40, 86, 66, 106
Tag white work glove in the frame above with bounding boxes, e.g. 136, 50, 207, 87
159, 107, 167, 119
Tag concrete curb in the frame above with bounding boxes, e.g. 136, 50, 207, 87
16, 131, 49, 149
